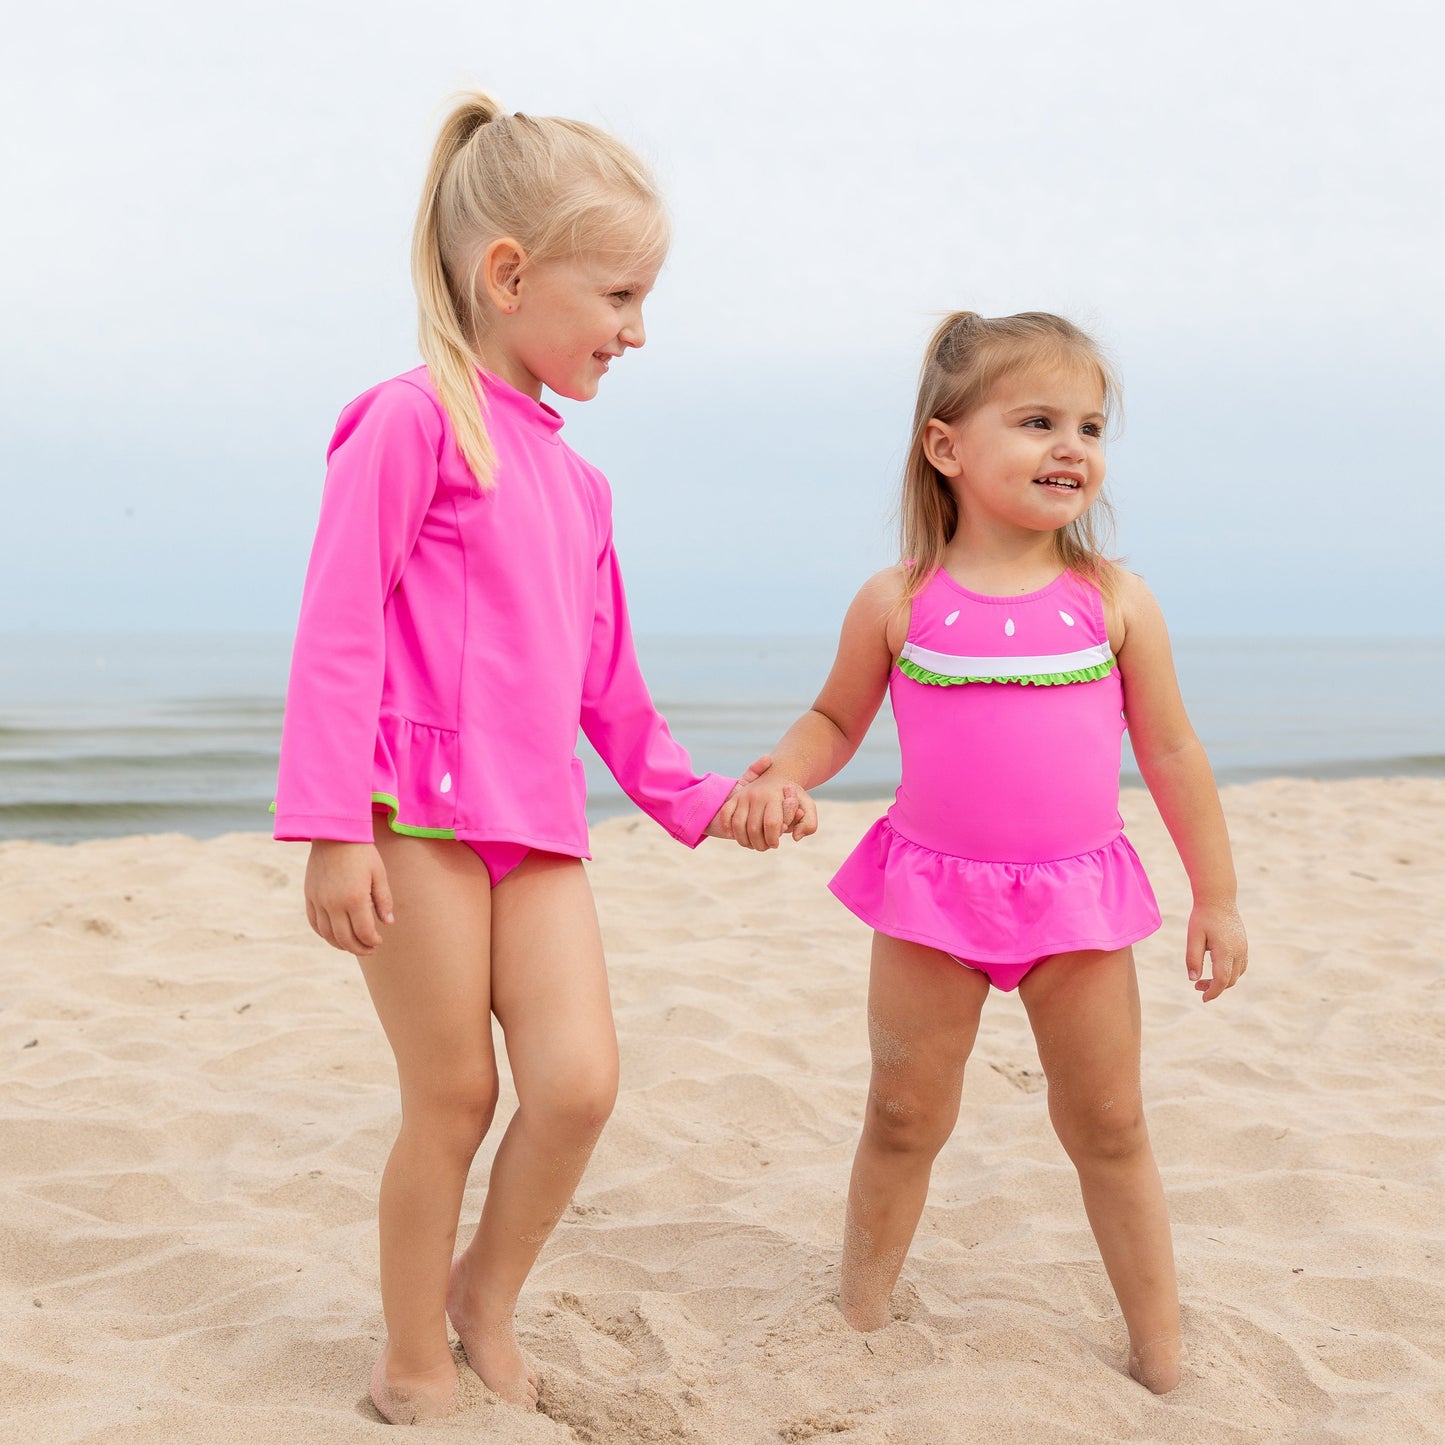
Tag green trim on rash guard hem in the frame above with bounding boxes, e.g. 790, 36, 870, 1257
370, 792, 457, 839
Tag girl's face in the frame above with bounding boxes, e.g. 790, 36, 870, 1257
481, 248, 661, 404
928, 366, 1107, 537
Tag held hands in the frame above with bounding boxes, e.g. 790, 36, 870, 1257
304, 840, 395, 955
705, 754, 819, 850
1185, 900, 1248, 1002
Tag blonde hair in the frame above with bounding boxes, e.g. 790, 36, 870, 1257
898, 311, 1122, 604
411, 91, 670, 489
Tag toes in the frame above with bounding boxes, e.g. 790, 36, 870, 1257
490, 1374, 538, 1409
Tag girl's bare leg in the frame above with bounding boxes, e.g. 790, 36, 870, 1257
356, 826, 499, 1424
840, 933, 989, 1330
447, 853, 618, 1406
1018, 947, 1182, 1393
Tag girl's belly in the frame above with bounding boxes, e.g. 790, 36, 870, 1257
886, 673, 1127, 864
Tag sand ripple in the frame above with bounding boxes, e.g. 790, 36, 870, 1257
2, 780, 1443, 1440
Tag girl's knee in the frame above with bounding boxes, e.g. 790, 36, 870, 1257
1050, 1092, 1149, 1164
403, 1071, 501, 1154
862, 1084, 957, 1159
529, 1063, 618, 1142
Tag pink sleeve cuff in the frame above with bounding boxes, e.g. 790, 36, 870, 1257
272, 812, 377, 844
669, 772, 737, 849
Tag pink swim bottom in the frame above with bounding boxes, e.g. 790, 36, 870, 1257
370, 802, 568, 887
465, 840, 532, 888
947, 952, 1043, 992
463, 842, 578, 887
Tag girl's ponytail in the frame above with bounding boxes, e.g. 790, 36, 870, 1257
412, 92, 502, 491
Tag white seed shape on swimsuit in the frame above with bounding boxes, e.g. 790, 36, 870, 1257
1059, 610, 1075, 626
944, 609, 960, 626
1004, 618, 1015, 636
439, 772, 453, 794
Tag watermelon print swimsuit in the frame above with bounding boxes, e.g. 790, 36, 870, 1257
828, 568, 1161, 989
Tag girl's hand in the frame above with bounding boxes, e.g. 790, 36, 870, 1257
706, 754, 774, 841
1186, 901, 1248, 1002
707, 754, 768, 839
304, 840, 394, 955
726, 770, 819, 850
705, 755, 818, 849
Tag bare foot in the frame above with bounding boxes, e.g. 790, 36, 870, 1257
1128, 1334, 1183, 1394
369, 1344, 459, 1425
446, 1255, 538, 1407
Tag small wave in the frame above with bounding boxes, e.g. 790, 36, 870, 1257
1208, 754, 1445, 784
0, 749, 279, 775
0, 799, 275, 845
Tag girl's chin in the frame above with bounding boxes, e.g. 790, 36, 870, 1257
549, 377, 599, 403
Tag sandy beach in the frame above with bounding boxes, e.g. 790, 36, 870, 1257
3, 776, 1443, 1442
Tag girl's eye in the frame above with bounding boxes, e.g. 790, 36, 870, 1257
1023, 417, 1050, 429
1082, 423, 1103, 437
609, 290, 633, 305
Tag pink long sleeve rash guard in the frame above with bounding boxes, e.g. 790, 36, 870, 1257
273, 368, 734, 855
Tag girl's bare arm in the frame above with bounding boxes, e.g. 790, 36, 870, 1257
728, 567, 906, 850
1112, 570, 1248, 1001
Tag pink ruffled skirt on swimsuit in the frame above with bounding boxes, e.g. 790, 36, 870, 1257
828, 815, 1161, 969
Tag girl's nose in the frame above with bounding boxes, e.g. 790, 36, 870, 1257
619, 310, 646, 349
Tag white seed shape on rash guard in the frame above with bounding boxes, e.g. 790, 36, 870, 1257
1004, 618, 1016, 637
945, 610, 960, 626
439, 773, 453, 794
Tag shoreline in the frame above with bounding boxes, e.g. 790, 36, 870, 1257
3, 777, 1443, 1441
7, 758, 1445, 851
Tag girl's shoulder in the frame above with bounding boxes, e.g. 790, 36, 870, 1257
323, 369, 473, 505
857, 563, 910, 607
1091, 563, 1153, 613
342, 365, 441, 410
845, 565, 911, 658
1088, 564, 1165, 656
331, 368, 447, 447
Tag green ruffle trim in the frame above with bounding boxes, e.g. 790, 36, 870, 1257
896, 656, 1117, 688
370, 792, 456, 839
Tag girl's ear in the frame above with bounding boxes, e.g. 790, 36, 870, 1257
480, 237, 527, 314
923, 418, 963, 477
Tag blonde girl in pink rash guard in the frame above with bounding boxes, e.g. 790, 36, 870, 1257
729, 312, 1248, 1394
274, 93, 803, 1424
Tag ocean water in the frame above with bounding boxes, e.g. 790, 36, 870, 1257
1, 632, 1442, 845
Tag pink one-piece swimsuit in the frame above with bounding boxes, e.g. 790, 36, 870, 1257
828, 568, 1160, 988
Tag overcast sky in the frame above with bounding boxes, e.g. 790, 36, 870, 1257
3, 0, 1440, 638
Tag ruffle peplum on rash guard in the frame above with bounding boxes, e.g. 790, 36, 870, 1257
829, 569, 1160, 965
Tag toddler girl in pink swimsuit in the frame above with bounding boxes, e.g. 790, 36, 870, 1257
730, 311, 1248, 1394
274, 92, 798, 1424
